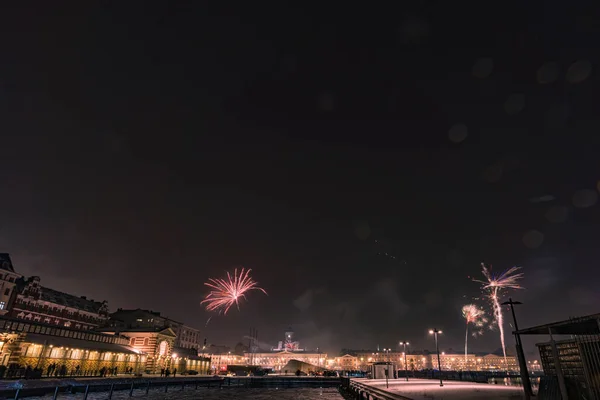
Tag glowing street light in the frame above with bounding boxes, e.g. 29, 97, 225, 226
399, 341, 409, 381
429, 329, 443, 387
382, 348, 391, 388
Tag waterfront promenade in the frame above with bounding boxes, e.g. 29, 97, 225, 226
352, 378, 525, 400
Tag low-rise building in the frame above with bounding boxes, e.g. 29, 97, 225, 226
98, 326, 177, 374
243, 350, 326, 372
333, 354, 358, 370
108, 309, 201, 353
0, 316, 145, 375
348, 350, 519, 372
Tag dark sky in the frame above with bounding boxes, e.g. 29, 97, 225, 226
2, 2, 600, 355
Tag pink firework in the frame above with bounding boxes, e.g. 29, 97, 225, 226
473, 263, 523, 367
201, 268, 267, 314
462, 304, 488, 366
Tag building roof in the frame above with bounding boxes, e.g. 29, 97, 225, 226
110, 309, 183, 325
0, 254, 15, 272
39, 286, 105, 313
99, 327, 177, 337
515, 313, 600, 336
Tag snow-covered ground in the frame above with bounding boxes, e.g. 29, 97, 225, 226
360, 378, 525, 400
26, 387, 342, 399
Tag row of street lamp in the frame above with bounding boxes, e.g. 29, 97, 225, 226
380, 331, 444, 386
378, 301, 530, 395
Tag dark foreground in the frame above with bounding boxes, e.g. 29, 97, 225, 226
0, 376, 342, 399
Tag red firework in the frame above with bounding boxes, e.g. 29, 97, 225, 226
201, 268, 267, 314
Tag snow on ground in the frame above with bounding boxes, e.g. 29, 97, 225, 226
361, 378, 525, 400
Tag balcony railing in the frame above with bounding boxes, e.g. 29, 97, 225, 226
12, 303, 107, 326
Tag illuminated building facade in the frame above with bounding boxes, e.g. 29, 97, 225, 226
332, 354, 358, 370
243, 351, 327, 372
348, 350, 519, 372
108, 309, 202, 353
98, 327, 177, 373
0, 316, 145, 375
10, 276, 109, 330
211, 352, 245, 372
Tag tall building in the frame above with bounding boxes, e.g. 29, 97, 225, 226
9, 276, 109, 330
0, 254, 21, 314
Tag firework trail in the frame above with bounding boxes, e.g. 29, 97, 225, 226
462, 304, 488, 367
201, 268, 267, 315
473, 263, 523, 366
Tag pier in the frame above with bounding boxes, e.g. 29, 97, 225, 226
343, 377, 525, 400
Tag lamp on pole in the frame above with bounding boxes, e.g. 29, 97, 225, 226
501, 298, 532, 399
429, 329, 443, 387
399, 341, 409, 381
383, 348, 390, 388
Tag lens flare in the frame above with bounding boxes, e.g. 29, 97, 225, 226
473, 263, 523, 367
201, 268, 267, 315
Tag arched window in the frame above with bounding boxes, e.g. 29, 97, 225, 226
144, 338, 149, 346
159, 341, 168, 356
130, 337, 135, 346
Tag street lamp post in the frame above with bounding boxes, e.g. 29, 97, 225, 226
502, 298, 533, 399
383, 348, 390, 388
429, 329, 443, 387
399, 341, 409, 381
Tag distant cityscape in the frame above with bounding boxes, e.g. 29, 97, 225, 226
0, 252, 586, 385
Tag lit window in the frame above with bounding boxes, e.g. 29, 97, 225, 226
136, 318, 143, 322
0, 302, 5, 310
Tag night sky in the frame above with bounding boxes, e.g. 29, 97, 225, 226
2, 3, 600, 355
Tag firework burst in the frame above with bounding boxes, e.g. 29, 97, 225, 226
201, 268, 267, 315
462, 304, 488, 366
473, 263, 523, 367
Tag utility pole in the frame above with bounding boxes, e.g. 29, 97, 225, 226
501, 298, 532, 399
429, 329, 443, 387
399, 341, 409, 381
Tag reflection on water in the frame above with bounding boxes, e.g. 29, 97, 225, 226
30, 387, 342, 399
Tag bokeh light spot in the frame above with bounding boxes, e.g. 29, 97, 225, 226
448, 123, 468, 143
523, 230, 544, 249
566, 59, 592, 84
572, 189, 598, 208
472, 58, 493, 79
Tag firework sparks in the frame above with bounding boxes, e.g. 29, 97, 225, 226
473, 263, 524, 367
462, 304, 488, 366
201, 268, 267, 315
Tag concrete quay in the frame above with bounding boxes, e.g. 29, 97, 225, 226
347, 378, 525, 400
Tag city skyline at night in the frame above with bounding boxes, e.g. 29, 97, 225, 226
1, 2, 598, 360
